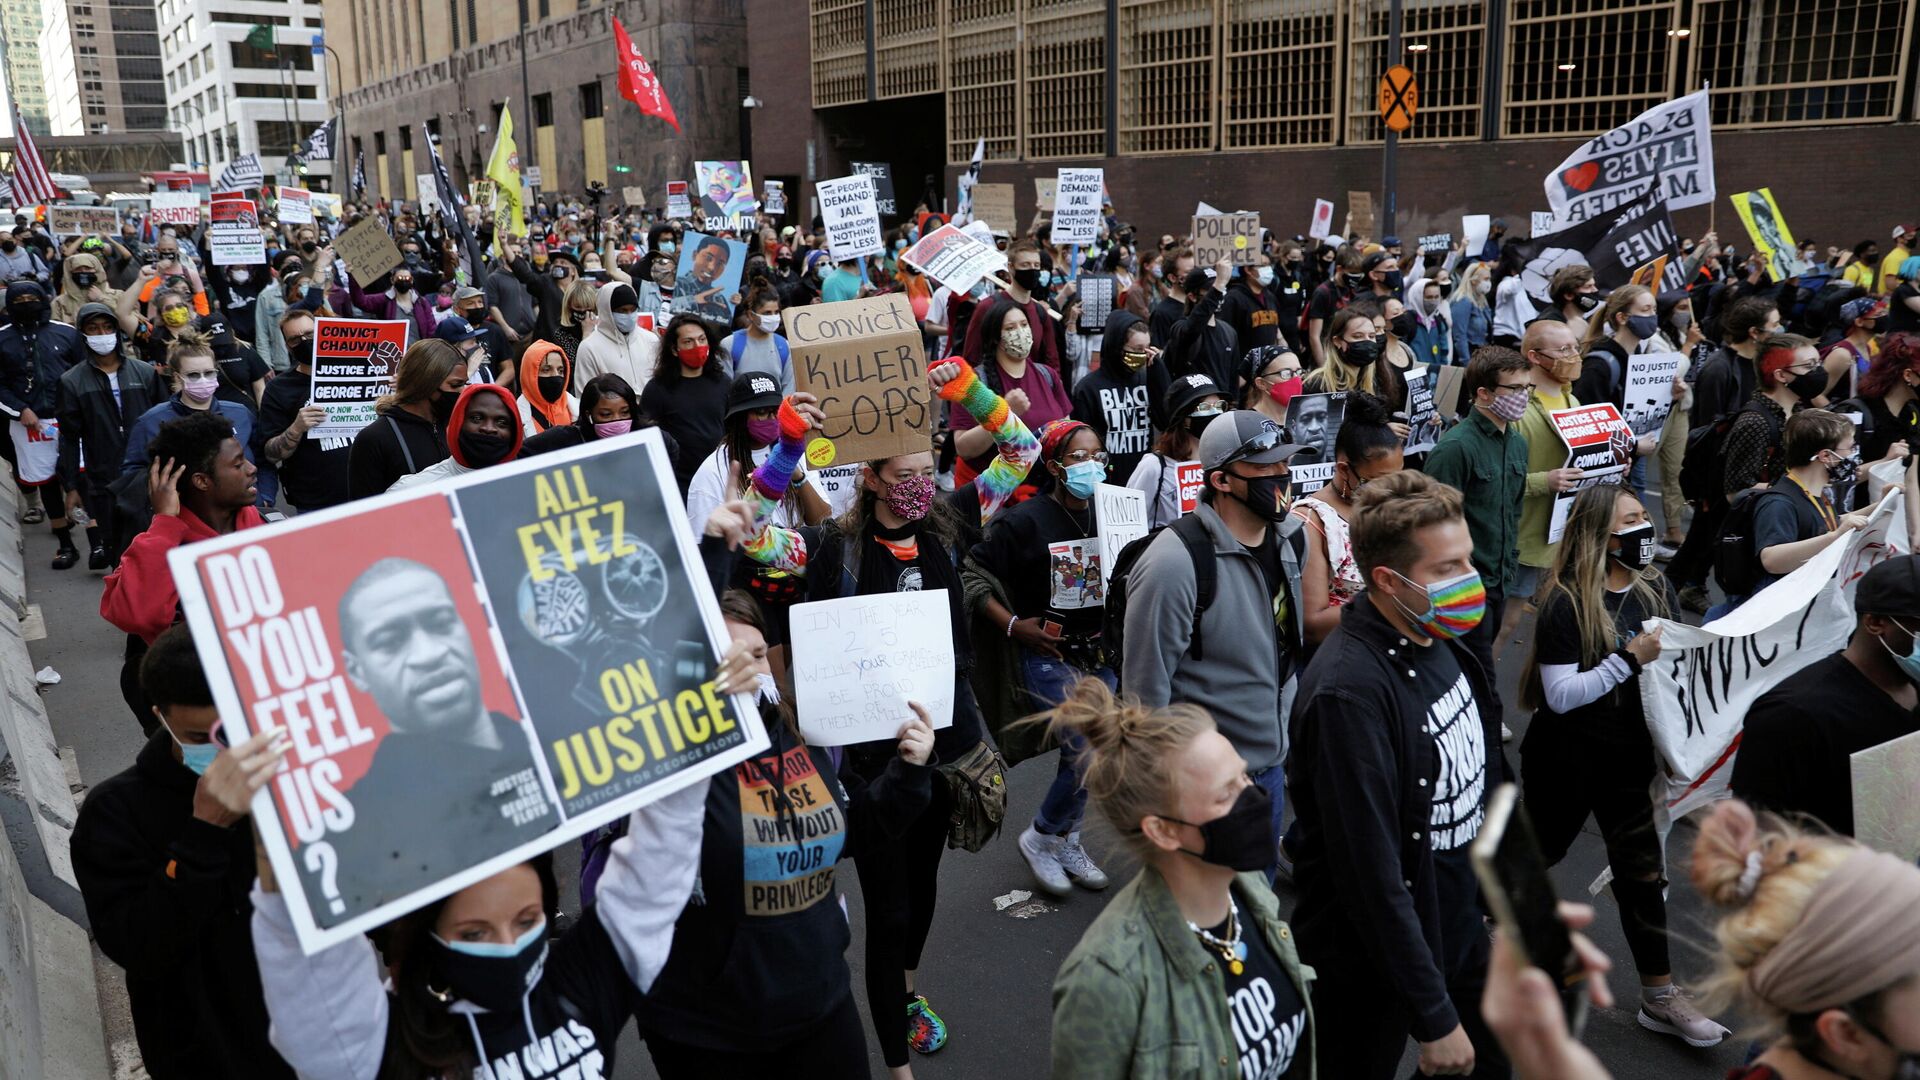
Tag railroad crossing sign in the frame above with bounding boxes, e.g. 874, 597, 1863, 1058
1379, 65, 1419, 133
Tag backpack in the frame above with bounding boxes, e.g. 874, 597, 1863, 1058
1713, 487, 1793, 598
1104, 512, 1216, 682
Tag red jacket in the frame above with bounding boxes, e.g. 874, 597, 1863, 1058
101, 507, 267, 643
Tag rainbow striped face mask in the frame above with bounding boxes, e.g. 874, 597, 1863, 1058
1387, 568, 1486, 641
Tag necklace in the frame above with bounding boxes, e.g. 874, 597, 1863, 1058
1188, 896, 1249, 976
1051, 493, 1095, 539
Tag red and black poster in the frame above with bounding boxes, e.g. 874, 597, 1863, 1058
308, 317, 410, 439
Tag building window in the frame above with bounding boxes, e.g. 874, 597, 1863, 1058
943, 1, 1014, 161
1118, 0, 1217, 155
210, 12, 290, 26
1502, 0, 1679, 137
230, 39, 314, 70
1024, 3, 1106, 160
1345, 0, 1486, 145
466, 0, 478, 44
256, 120, 301, 156
533, 92, 553, 126
1688, 0, 1913, 126
399, 125, 412, 151
580, 81, 603, 120
374, 130, 387, 154
231, 83, 320, 99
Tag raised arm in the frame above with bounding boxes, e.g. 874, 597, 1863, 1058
934, 358, 1037, 526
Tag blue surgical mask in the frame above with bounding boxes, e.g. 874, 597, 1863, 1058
659, 241, 676, 255
611, 311, 637, 335
1255, 266, 1274, 286
1880, 620, 1920, 683
1062, 459, 1105, 499
172, 731, 219, 776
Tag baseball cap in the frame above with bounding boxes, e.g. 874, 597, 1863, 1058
1857, 555, 1920, 618
725, 372, 784, 418
432, 315, 488, 345
1842, 296, 1890, 324
1895, 224, 1916, 240
452, 284, 486, 304
1166, 372, 1225, 422
1182, 266, 1217, 296
1381, 235, 1402, 248
1197, 410, 1307, 472
1361, 250, 1394, 274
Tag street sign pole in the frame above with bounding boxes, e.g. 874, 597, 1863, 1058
1383, 0, 1403, 242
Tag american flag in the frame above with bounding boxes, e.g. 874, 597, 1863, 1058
8, 108, 58, 205
217, 154, 265, 191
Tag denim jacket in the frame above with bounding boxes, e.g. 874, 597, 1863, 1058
1052, 866, 1317, 1079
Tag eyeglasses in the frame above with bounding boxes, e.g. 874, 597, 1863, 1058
1061, 450, 1109, 466
1494, 381, 1534, 395
1262, 366, 1303, 382
1218, 419, 1286, 472
1532, 344, 1580, 359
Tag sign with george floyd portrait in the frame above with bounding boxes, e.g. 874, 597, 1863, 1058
169, 429, 766, 954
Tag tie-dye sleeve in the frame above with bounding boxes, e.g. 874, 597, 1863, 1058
739, 399, 812, 574
938, 359, 1038, 527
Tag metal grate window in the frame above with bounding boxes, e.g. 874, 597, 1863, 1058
1501, 0, 1681, 137
1346, 0, 1487, 144
875, 0, 943, 99
1026, 0, 1108, 159
1118, 0, 1218, 155
811, 0, 870, 107
946, 0, 1020, 162
1688, 0, 1917, 127
1223, 0, 1341, 149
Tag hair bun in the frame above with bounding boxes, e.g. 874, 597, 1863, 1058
1692, 800, 1767, 908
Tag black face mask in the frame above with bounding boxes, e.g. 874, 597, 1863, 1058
1344, 272, 1366, 290
9, 303, 43, 327
1226, 468, 1293, 522
1610, 524, 1656, 571
1390, 312, 1418, 340
1159, 783, 1275, 872
1187, 411, 1220, 438
431, 389, 459, 425
1012, 267, 1044, 292
1787, 367, 1827, 401
72, 272, 97, 288
1382, 271, 1405, 292
1342, 337, 1383, 368
0, 239, 15, 252
393, 277, 413, 292
1823, 448, 1860, 486
458, 429, 515, 467
286, 339, 314, 370
1573, 292, 1602, 314
423, 923, 549, 1013
537, 375, 567, 402
300, 241, 318, 255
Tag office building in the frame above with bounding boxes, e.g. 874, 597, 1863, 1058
156, 0, 335, 183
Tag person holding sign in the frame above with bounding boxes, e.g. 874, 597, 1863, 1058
346, 339, 465, 498
968, 418, 1116, 897
1574, 285, 1660, 411
1291, 393, 1405, 646
1505, 321, 1586, 653
1305, 307, 1406, 423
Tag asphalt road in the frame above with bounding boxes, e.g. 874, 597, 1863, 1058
27, 494, 1748, 1080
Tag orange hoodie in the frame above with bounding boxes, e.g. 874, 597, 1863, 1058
518, 340, 575, 431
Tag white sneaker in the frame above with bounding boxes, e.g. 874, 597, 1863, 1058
1638, 987, 1730, 1047
1018, 825, 1071, 896
1501, 722, 1515, 742
1057, 832, 1109, 890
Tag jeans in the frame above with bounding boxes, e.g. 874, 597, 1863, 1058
1253, 764, 1287, 881
1021, 650, 1115, 836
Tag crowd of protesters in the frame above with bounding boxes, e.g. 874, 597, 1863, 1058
2, 183, 1918, 1080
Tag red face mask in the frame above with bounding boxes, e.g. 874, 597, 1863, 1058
677, 343, 710, 367
1267, 376, 1305, 409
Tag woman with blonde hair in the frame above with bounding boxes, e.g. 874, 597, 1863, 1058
550, 278, 600, 365
1049, 677, 1315, 1078
1449, 261, 1495, 360
1304, 305, 1405, 411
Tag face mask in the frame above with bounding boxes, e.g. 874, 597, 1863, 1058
181, 377, 218, 402
72, 272, 97, 288
1012, 267, 1044, 292
1227, 469, 1293, 522
0, 239, 14, 252
1785, 367, 1827, 401
1188, 408, 1221, 438
163, 307, 192, 328
1573, 292, 1602, 313
1120, 348, 1151, 373
610, 311, 638, 335
1344, 272, 1366, 290
1488, 387, 1531, 422
593, 418, 632, 439
1254, 266, 1274, 287
659, 241, 676, 255
431, 389, 459, 425
1341, 337, 1382, 368
756, 313, 782, 334
1158, 783, 1274, 872
1386, 568, 1487, 640
1536, 353, 1581, 382
1625, 313, 1660, 339
1382, 271, 1405, 291
1476, 278, 1492, 296
532, 254, 549, 268
1000, 324, 1034, 361
10, 303, 43, 327
1422, 297, 1442, 315
393, 278, 413, 293
426, 921, 550, 1013
1877, 620, 1920, 684
1823, 447, 1860, 486
881, 473, 935, 521
1611, 523, 1656, 571
168, 726, 219, 776
1266, 376, 1304, 408
458, 429, 515, 468
1390, 312, 1418, 340
537, 375, 566, 403
677, 342, 710, 367
1061, 459, 1104, 499
745, 417, 781, 447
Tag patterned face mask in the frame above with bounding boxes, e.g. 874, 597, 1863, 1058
1386, 568, 1486, 640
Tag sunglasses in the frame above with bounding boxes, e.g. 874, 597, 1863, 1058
1217, 419, 1286, 472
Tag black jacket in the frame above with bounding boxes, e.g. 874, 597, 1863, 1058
257, 368, 354, 511
69, 730, 296, 1080
511, 255, 568, 346
1219, 277, 1281, 355
1688, 345, 1753, 427
346, 406, 447, 499
55, 354, 167, 490
1163, 286, 1240, 397
0, 295, 85, 417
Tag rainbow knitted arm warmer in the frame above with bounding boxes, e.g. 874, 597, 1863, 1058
740, 399, 812, 574
938, 360, 1039, 527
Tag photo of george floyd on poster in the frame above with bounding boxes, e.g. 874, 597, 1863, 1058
168, 430, 766, 954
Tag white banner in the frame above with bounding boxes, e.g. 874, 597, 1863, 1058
1544, 89, 1715, 224
278, 188, 314, 225
789, 590, 955, 746
1642, 491, 1907, 818
816, 174, 884, 263
1050, 168, 1103, 245
149, 190, 201, 226
1621, 351, 1686, 437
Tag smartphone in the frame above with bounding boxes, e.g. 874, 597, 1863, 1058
1041, 619, 1064, 638
1471, 783, 1590, 1037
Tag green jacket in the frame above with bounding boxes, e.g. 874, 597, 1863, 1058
1424, 406, 1530, 595
1052, 866, 1317, 1079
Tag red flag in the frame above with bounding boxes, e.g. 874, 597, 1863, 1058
613, 17, 680, 134
8, 108, 59, 205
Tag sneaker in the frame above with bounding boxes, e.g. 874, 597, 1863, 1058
87, 545, 107, 571
906, 994, 948, 1054
1678, 584, 1711, 615
21, 504, 43, 525
50, 544, 78, 571
1018, 825, 1071, 896
1638, 988, 1730, 1047
1501, 722, 1514, 742
1057, 832, 1109, 890
1654, 539, 1681, 562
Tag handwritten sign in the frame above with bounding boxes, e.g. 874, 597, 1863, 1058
149, 191, 201, 226
1193, 212, 1262, 267
1347, 191, 1375, 239
971, 182, 1015, 234
817, 174, 885, 263
1309, 199, 1335, 241
334, 217, 404, 284
623, 185, 647, 208
308, 318, 411, 439
789, 590, 955, 746
1096, 485, 1149, 586
1177, 461, 1204, 514
47, 205, 120, 237
1050, 168, 1103, 245
785, 294, 931, 463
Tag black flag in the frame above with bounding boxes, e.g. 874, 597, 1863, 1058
1506, 186, 1684, 305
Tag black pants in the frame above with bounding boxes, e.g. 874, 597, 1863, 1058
646, 992, 870, 1078
1667, 501, 1725, 589
121, 633, 157, 736
854, 780, 952, 1068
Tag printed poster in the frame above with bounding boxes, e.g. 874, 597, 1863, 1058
670, 231, 748, 322
1544, 89, 1715, 224
1621, 351, 1686, 437
1732, 188, 1807, 281
1047, 539, 1105, 609
665, 181, 692, 220
169, 430, 764, 953
695, 160, 757, 218
1309, 199, 1335, 241
1176, 461, 1204, 514
1404, 369, 1441, 453
1286, 392, 1346, 494
1547, 403, 1633, 543
817, 174, 885, 263
307, 318, 410, 439
209, 192, 266, 266
762, 179, 786, 216
1076, 275, 1115, 332
899, 223, 1005, 295
279, 188, 314, 225
849, 161, 896, 216
1049, 168, 1103, 245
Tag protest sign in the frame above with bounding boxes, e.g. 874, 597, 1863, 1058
1050, 168, 1102, 245
1621, 351, 1686, 437
307, 318, 410, 439
1434, 364, 1466, 420
1643, 492, 1905, 818
1077, 275, 1115, 332
1853, 728, 1920, 861
279, 188, 314, 225
849, 161, 896, 217
817, 174, 885, 263
622, 185, 647, 207
311, 193, 343, 223
665, 180, 692, 219
786, 294, 932, 462
971, 182, 1015, 234
414, 174, 439, 218
1732, 188, 1806, 281
789, 590, 954, 747
1287, 393, 1346, 494
1309, 199, 1335, 241
1347, 192, 1375, 238
171, 429, 764, 953
1176, 461, 1204, 514
148, 191, 200, 226
899, 223, 1005, 294
1461, 214, 1490, 259
1547, 403, 1633, 542
1034, 176, 1058, 210
47, 205, 119, 237
1404, 369, 1441, 453
670, 232, 748, 322
1531, 211, 1557, 236
334, 217, 404, 283
695, 160, 757, 217
761, 179, 785, 216
1417, 233, 1453, 256
1096, 484, 1149, 587
1192, 212, 1263, 267
1544, 89, 1715, 224
208, 193, 265, 266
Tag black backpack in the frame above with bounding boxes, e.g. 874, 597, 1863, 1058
1713, 486, 1793, 598
1104, 512, 1216, 683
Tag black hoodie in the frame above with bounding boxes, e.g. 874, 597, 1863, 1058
1219, 273, 1281, 355
1070, 309, 1160, 482
1163, 285, 1240, 403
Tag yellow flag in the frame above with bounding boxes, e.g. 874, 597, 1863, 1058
486, 107, 525, 252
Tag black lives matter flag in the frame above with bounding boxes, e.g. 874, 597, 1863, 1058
1508, 185, 1685, 307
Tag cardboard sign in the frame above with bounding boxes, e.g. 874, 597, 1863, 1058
666, 180, 692, 220
1034, 176, 1058, 209
1545, 88, 1714, 225
761, 180, 785, 216
849, 161, 896, 217
308, 318, 411, 439
1077, 274, 1115, 332
1853, 727, 1920, 861
279, 188, 314, 225
971, 182, 1015, 234
1192, 212, 1263, 267
1049, 168, 1102, 245
817, 174, 885, 263
622, 185, 647, 208
1621, 351, 1686, 437
1095, 484, 1149, 587
1347, 191, 1375, 239
1309, 199, 1335, 241
170, 429, 765, 953
1461, 214, 1491, 258
1287, 393, 1346, 494
148, 191, 200, 226
899, 223, 1005, 295
1547, 403, 1633, 543
333, 217, 404, 283
208, 194, 265, 266
47, 204, 120, 237
785, 294, 932, 463
1417, 232, 1452, 256
1403, 368, 1441, 453
1176, 461, 1204, 514
789, 590, 954, 747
